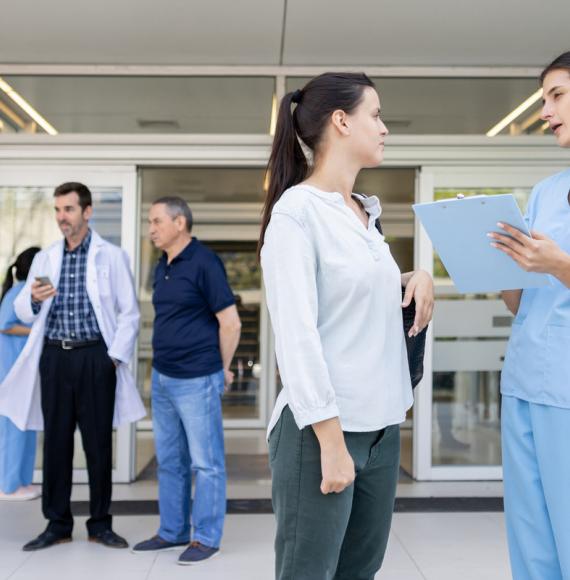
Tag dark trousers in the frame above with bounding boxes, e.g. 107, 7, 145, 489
270, 406, 400, 580
39, 342, 117, 536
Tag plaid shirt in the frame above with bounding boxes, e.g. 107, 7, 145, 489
44, 230, 102, 341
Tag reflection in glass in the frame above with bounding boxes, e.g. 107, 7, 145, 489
432, 371, 501, 466
209, 241, 262, 420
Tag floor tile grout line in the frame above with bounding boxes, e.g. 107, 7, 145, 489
390, 528, 429, 580
143, 552, 159, 580
5, 552, 35, 580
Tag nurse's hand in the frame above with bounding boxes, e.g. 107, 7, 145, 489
489, 223, 570, 277
402, 270, 434, 337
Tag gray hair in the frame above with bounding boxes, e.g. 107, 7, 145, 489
152, 196, 193, 232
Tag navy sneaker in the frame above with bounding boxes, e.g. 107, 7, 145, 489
177, 541, 220, 566
131, 535, 187, 553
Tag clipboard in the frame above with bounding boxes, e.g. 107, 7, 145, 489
413, 194, 551, 293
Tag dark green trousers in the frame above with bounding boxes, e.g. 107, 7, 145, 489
269, 405, 400, 580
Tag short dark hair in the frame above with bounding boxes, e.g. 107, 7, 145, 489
152, 196, 193, 232
53, 182, 92, 211
540, 51, 570, 84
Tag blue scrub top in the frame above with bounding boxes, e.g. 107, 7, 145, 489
0, 281, 30, 383
501, 168, 570, 407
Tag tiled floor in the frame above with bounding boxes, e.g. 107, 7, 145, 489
69, 478, 504, 502
0, 499, 512, 580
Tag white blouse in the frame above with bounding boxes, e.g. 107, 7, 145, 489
261, 184, 413, 436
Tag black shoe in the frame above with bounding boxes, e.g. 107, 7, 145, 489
88, 529, 129, 549
23, 530, 72, 552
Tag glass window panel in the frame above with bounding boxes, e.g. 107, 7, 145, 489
0, 185, 122, 470
141, 167, 266, 203
432, 371, 501, 466
287, 77, 541, 135
431, 186, 532, 468
354, 168, 415, 204
209, 241, 262, 420
1, 76, 275, 134
137, 167, 264, 466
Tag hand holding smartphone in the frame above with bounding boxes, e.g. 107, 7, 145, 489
32, 276, 56, 302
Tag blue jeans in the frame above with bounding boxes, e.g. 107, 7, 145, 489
151, 368, 226, 547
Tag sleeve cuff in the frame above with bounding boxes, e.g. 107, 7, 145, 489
107, 350, 126, 364
214, 298, 237, 314
291, 401, 340, 430
31, 301, 41, 315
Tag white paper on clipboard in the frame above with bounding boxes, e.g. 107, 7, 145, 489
413, 194, 551, 293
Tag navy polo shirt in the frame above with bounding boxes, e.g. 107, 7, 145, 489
152, 238, 236, 379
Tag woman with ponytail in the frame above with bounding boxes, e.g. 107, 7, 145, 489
260, 73, 434, 579
0, 246, 41, 500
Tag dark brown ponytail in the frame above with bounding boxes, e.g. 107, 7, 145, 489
1, 246, 41, 303
1, 264, 15, 303
257, 91, 308, 259
258, 73, 375, 258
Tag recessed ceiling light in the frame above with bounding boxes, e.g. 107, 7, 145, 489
0, 77, 58, 135
486, 88, 543, 137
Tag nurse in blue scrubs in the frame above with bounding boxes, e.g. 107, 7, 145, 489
0, 247, 41, 501
489, 51, 570, 580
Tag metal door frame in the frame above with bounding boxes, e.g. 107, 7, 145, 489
0, 164, 138, 483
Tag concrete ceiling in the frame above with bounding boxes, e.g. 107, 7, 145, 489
1, 0, 568, 67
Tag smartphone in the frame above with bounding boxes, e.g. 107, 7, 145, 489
35, 276, 53, 287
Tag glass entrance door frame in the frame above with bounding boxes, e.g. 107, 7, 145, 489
0, 164, 138, 483
1, 135, 566, 483
414, 164, 568, 481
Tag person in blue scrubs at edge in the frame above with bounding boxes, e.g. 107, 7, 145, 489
0, 247, 41, 501
489, 51, 570, 580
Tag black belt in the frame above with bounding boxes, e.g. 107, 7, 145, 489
44, 337, 103, 350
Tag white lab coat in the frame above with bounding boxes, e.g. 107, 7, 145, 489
0, 229, 146, 430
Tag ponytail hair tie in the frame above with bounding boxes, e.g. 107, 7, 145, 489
291, 89, 303, 104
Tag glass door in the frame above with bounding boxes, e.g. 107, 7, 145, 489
0, 165, 138, 483
414, 166, 566, 480
134, 167, 274, 479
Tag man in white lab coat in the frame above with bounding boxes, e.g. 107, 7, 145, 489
0, 182, 145, 551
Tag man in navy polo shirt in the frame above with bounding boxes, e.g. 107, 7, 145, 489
133, 197, 241, 566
